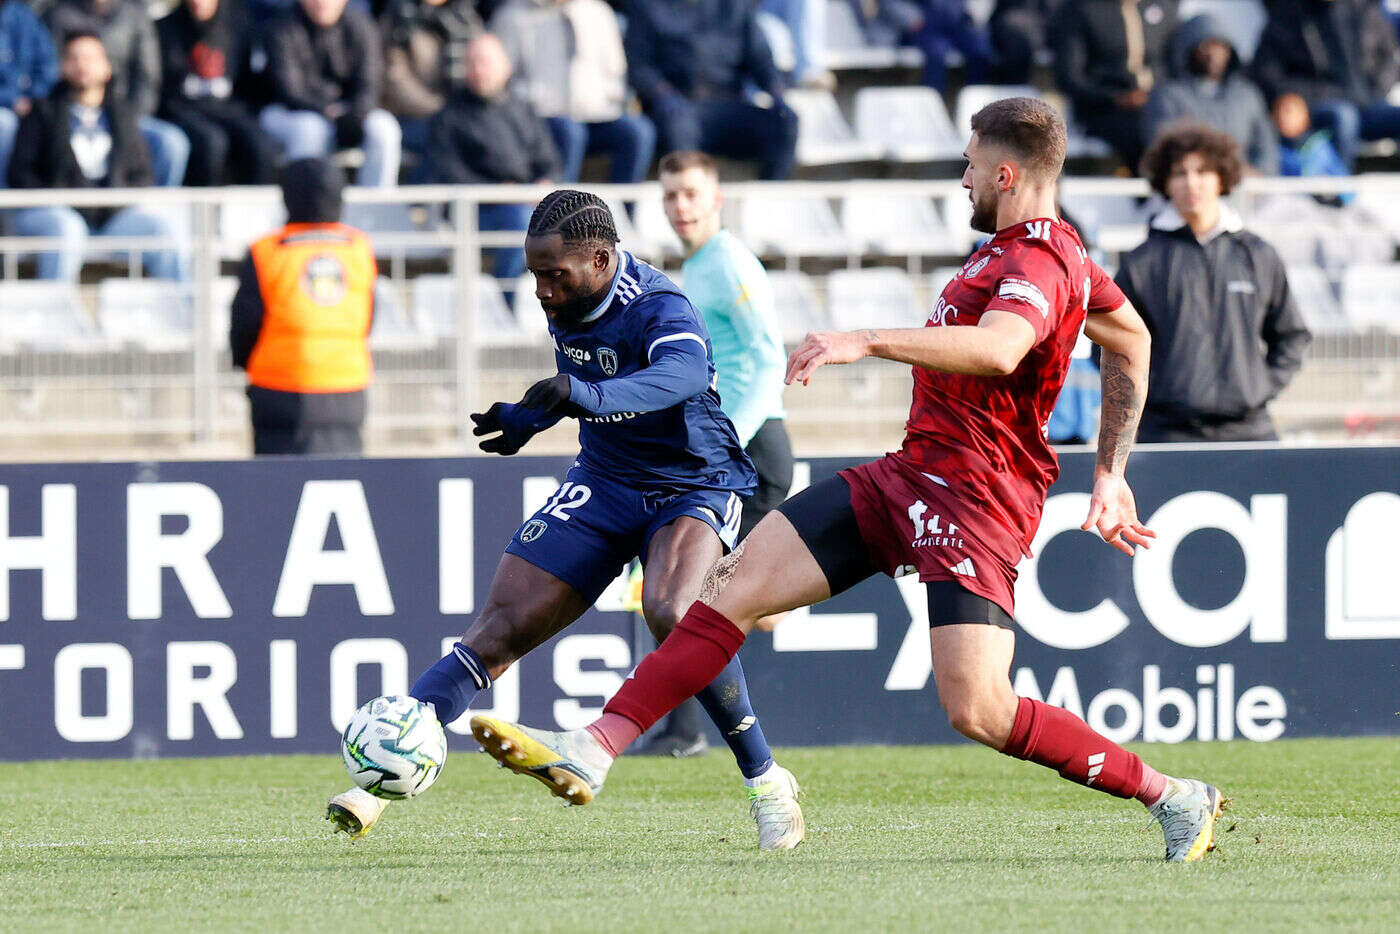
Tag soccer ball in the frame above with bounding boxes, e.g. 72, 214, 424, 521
341, 695, 447, 799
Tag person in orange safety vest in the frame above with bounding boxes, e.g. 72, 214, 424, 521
230, 157, 376, 455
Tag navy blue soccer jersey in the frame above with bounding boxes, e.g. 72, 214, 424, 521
549, 251, 757, 495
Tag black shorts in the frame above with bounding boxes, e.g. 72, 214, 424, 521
739, 418, 795, 540
776, 473, 1015, 630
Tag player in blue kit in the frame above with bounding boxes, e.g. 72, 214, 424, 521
327, 190, 804, 849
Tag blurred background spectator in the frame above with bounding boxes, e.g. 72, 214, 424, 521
260, 0, 402, 187
491, 0, 654, 183
1252, 0, 1400, 171
1051, 0, 1178, 171
426, 31, 558, 279
761, 0, 832, 90
157, 0, 279, 185
1116, 124, 1310, 443
987, 0, 1047, 86
1273, 92, 1348, 183
46, 0, 192, 186
7, 30, 185, 280
624, 0, 798, 180
379, 0, 483, 171
1142, 13, 1276, 176
0, 0, 59, 187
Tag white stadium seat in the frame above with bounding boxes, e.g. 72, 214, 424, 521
841, 192, 961, 256
766, 270, 830, 342
510, 275, 558, 348
1341, 264, 1400, 334
369, 279, 435, 351
827, 268, 923, 332
853, 86, 964, 162
631, 195, 684, 259
412, 275, 533, 347
1285, 265, 1350, 336
97, 279, 194, 351
956, 84, 1110, 159
929, 266, 963, 304
218, 199, 284, 259
739, 193, 855, 257
785, 89, 883, 166
823, 0, 924, 70
0, 282, 96, 351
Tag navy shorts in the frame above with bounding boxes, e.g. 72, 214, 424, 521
504, 465, 745, 604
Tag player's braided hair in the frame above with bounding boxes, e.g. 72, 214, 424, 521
527, 190, 618, 251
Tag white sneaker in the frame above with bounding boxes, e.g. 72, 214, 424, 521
1148, 777, 1226, 862
745, 764, 805, 851
326, 787, 387, 840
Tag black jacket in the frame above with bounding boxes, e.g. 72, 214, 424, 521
622, 0, 782, 107
424, 88, 559, 184
7, 86, 153, 225
1050, 0, 1178, 111
1251, 0, 1400, 105
1114, 210, 1311, 423
156, 0, 257, 107
264, 4, 382, 121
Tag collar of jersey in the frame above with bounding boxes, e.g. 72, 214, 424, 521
991, 216, 1058, 241
579, 250, 631, 324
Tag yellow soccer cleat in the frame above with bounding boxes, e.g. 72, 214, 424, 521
325, 787, 388, 840
1149, 778, 1227, 862
471, 716, 612, 805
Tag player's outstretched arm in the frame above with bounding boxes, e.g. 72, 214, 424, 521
1081, 301, 1155, 555
785, 312, 1036, 385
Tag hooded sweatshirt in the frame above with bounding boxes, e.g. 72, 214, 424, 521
1141, 14, 1278, 174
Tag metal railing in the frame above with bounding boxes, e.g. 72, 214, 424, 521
0, 176, 1397, 460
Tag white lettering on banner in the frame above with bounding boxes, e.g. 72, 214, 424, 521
274, 481, 394, 617
1014, 664, 1284, 744
1326, 492, 1400, 639
771, 605, 878, 652
167, 641, 243, 740
127, 483, 233, 620
789, 461, 812, 496
329, 639, 407, 732
1017, 493, 1131, 650
552, 634, 630, 729
885, 575, 933, 690
439, 636, 519, 733
0, 644, 23, 719
269, 640, 297, 738
1135, 492, 1287, 647
438, 479, 474, 615
54, 643, 133, 742
0, 484, 76, 621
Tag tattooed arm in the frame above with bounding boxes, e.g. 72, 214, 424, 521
1081, 303, 1155, 555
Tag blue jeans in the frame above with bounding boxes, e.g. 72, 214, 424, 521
546, 114, 657, 183
259, 104, 403, 187
13, 205, 187, 281
140, 115, 191, 186
0, 107, 18, 187
478, 202, 532, 281
762, 0, 826, 83
651, 97, 799, 180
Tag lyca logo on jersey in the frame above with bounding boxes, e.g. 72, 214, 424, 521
558, 342, 592, 365
598, 347, 618, 376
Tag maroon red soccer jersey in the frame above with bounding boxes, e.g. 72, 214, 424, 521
895, 217, 1126, 555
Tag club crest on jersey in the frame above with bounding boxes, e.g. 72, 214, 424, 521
961, 254, 991, 279
598, 347, 618, 376
520, 519, 547, 543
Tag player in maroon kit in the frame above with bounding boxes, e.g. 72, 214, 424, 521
469, 98, 1226, 862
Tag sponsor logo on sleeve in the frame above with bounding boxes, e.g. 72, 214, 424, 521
997, 277, 1050, 318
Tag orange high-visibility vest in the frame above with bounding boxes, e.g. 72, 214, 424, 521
245, 223, 375, 393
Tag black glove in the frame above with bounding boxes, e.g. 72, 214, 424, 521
470, 402, 532, 455
519, 373, 576, 414
333, 112, 365, 149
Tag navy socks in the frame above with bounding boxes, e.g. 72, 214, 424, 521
410, 643, 490, 726
694, 655, 775, 779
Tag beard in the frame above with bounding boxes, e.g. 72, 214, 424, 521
969, 188, 999, 234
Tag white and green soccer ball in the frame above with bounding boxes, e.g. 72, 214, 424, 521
341, 695, 447, 799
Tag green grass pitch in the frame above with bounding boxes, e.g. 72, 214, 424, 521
2, 737, 1397, 932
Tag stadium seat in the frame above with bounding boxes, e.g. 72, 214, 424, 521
631, 196, 684, 258
96, 279, 194, 351
0, 282, 96, 352
840, 192, 961, 255
510, 275, 559, 348
826, 268, 923, 331
1285, 265, 1350, 336
1341, 264, 1400, 334
740, 193, 855, 257
1178, 0, 1267, 62
956, 85, 1110, 159
823, 0, 923, 70
368, 279, 435, 351
1059, 192, 1152, 253
602, 199, 650, 259
852, 87, 963, 162
411, 274, 532, 347
785, 89, 884, 166
766, 270, 830, 342
218, 199, 285, 259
